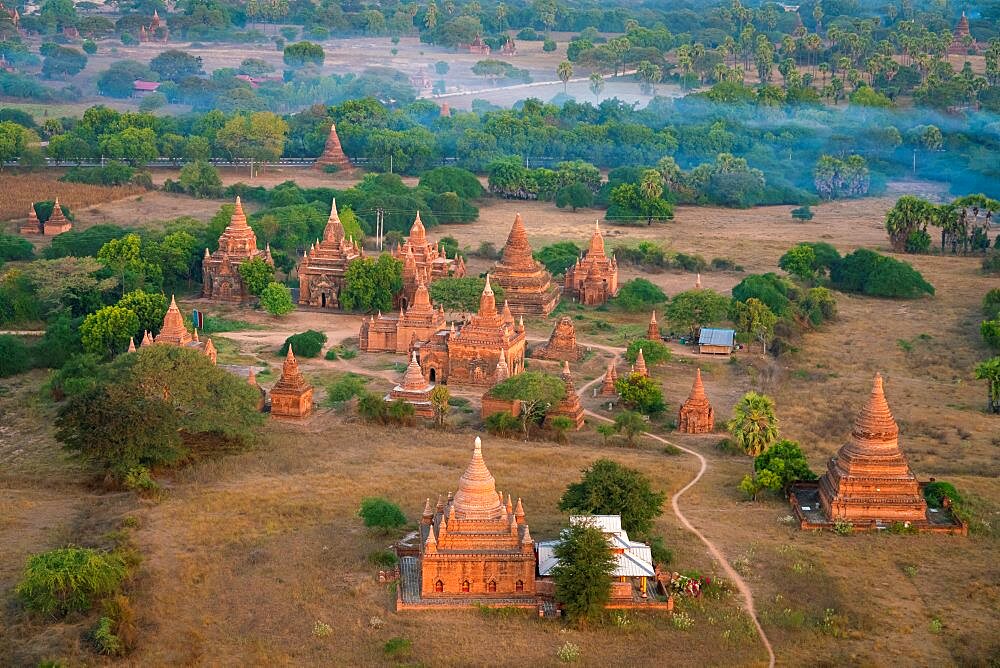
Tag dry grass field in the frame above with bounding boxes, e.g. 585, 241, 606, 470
1, 188, 998, 666
0, 174, 146, 224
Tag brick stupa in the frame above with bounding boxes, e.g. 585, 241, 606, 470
677, 369, 714, 434
546, 361, 585, 430
19, 205, 41, 235
386, 351, 435, 418
143, 295, 217, 364
817, 373, 928, 523
599, 362, 618, 397
417, 437, 536, 600
490, 213, 560, 316
533, 316, 582, 361
202, 197, 272, 302
392, 211, 465, 306
634, 348, 649, 377
42, 199, 72, 236
313, 122, 352, 172
563, 221, 618, 305
647, 311, 660, 341
298, 199, 362, 309
269, 346, 314, 419
948, 12, 979, 54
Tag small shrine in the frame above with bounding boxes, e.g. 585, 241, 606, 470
633, 348, 649, 377
359, 274, 446, 354
313, 122, 352, 172
392, 212, 465, 306
140, 295, 217, 364
466, 33, 491, 55
400, 436, 536, 607
490, 213, 560, 316
18, 205, 41, 235
563, 222, 618, 306
948, 12, 979, 54
269, 347, 314, 419
545, 361, 585, 430
598, 362, 618, 397
297, 200, 362, 309
202, 197, 273, 303
43, 199, 73, 236
647, 311, 660, 341
138, 9, 168, 42
677, 369, 714, 434
386, 352, 435, 418
533, 316, 582, 362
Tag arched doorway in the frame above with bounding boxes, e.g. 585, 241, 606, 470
321, 293, 327, 308
429, 367, 436, 382
434, 580, 443, 593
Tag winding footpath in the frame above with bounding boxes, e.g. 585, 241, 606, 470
578, 354, 776, 668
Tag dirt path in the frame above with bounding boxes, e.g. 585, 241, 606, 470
577, 349, 776, 668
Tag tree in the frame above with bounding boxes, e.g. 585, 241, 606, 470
753, 439, 816, 492
216, 112, 289, 164
41, 45, 87, 78
428, 276, 504, 312
612, 410, 646, 446
39, 0, 78, 33
0, 335, 32, 377
99, 127, 159, 167
177, 161, 223, 198
149, 49, 203, 81
614, 373, 666, 415
0, 233, 34, 261
80, 306, 140, 358
555, 183, 593, 212
116, 290, 167, 337
551, 521, 616, 625
340, 255, 403, 312
429, 385, 451, 427
625, 339, 671, 367
983, 319, 1000, 351
283, 41, 325, 67
260, 282, 294, 316
727, 391, 779, 457
666, 289, 730, 336
734, 298, 777, 355
0, 121, 31, 168
558, 459, 665, 536
984, 289, 1000, 321
884, 195, 936, 252
280, 330, 326, 357
974, 357, 1000, 414
612, 278, 666, 312
534, 242, 580, 276
357, 497, 407, 533
238, 257, 274, 297
548, 415, 574, 443
557, 60, 573, 93
779, 244, 817, 282
489, 371, 566, 438
830, 249, 934, 299
97, 60, 155, 98
97, 233, 159, 294
589, 72, 604, 100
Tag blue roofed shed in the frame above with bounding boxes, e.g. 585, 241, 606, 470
698, 328, 735, 355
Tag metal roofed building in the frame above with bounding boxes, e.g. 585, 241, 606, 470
698, 327, 735, 355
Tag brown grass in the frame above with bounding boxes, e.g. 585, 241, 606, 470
0, 174, 145, 224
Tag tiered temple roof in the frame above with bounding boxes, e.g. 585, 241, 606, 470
313, 122, 352, 172
533, 315, 582, 361
564, 221, 618, 306
634, 348, 649, 377
360, 273, 447, 353
490, 213, 560, 316
647, 311, 660, 341
948, 12, 979, 54
141, 296, 217, 363
546, 361, 585, 430
418, 437, 535, 599
386, 351, 435, 418
818, 373, 928, 523
393, 212, 465, 305
42, 199, 72, 236
298, 199, 363, 309
18, 205, 41, 235
677, 369, 714, 434
202, 197, 272, 303
269, 347, 314, 419
599, 362, 619, 397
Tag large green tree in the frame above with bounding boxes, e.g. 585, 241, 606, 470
727, 391, 779, 457
558, 459, 665, 536
80, 306, 140, 358
116, 290, 167, 337
238, 257, 274, 297
666, 289, 730, 336
340, 255, 403, 312
551, 521, 616, 625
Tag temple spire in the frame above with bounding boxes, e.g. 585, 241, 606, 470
452, 436, 504, 520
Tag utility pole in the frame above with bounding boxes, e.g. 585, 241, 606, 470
376, 207, 385, 250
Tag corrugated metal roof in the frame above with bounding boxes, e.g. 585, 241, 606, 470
570, 515, 621, 533
536, 540, 655, 577
699, 327, 735, 347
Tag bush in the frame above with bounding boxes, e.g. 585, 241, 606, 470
358, 497, 407, 533
260, 282, 295, 316
830, 249, 934, 299
534, 241, 580, 276
625, 339, 671, 366
983, 253, 1000, 275
384, 637, 412, 658
368, 549, 398, 568
559, 459, 665, 536
16, 547, 129, 617
280, 330, 327, 358
613, 278, 667, 312
417, 166, 484, 199
0, 334, 32, 377
923, 481, 962, 508
980, 319, 1000, 350
61, 162, 135, 186
484, 410, 520, 437
753, 439, 816, 492
0, 233, 35, 261
326, 373, 367, 403
615, 373, 666, 415
791, 205, 814, 221
543, 38, 557, 52
984, 289, 1000, 320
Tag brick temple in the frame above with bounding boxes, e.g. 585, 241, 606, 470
948, 12, 979, 54
138, 295, 217, 364
490, 213, 560, 316
677, 369, 714, 434
385, 351, 435, 418
359, 274, 446, 354
647, 311, 660, 341
313, 122, 352, 172
297, 200, 362, 309
269, 347, 314, 419
21, 200, 72, 236
817, 373, 927, 523
563, 221, 619, 306
545, 361, 585, 430
533, 316, 582, 362
414, 276, 526, 386
392, 212, 465, 306
599, 362, 619, 397
202, 197, 273, 303
402, 436, 536, 606
18, 205, 42, 235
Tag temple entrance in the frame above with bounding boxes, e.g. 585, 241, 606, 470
321, 293, 327, 308
429, 368, 436, 382
434, 580, 443, 593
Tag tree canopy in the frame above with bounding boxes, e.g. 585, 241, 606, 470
559, 459, 665, 536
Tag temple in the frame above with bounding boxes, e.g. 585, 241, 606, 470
18, 205, 41, 235
409, 437, 536, 603
415, 276, 527, 386
202, 197, 273, 303
677, 369, 714, 434
633, 348, 649, 377
138, 9, 168, 42
533, 316, 582, 361
385, 352, 435, 418
140, 296, 217, 364
817, 374, 927, 523
545, 361, 585, 430
490, 213, 560, 316
269, 347, 314, 419
359, 274, 446, 353
599, 362, 619, 397
563, 222, 618, 306
948, 12, 979, 55
297, 200, 363, 309
647, 311, 660, 341
392, 212, 465, 306
314, 122, 352, 172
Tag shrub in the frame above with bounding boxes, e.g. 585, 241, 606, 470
383, 637, 412, 657
984, 289, 1000, 320
0, 232, 36, 261
830, 248, 934, 299
923, 481, 962, 508
534, 241, 581, 276
982, 319, 1000, 350
833, 520, 853, 536
732, 273, 793, 316
417, 166, 484, 199
260, 282, 295, 316
0, 334, 32, 377
557, 641, 582, 662
753, 439, 816, 492
485, 410, 520, 437
93, 615, 123, 655
624, 339, 671, 366
647, 536, 673, 566
615, 373, 666, 415
358, 497, 407, 533
326, 373, 368, 403
613, 278, 667, 312
367, 550, 398, 568
983, 253, 1000, 275
93, 594, 136, 656
791, 205, 814, 221
16, 547, 129, 617
280, 330, 327, 358
61, 162, 135, 186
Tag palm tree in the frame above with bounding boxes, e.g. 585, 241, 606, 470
557, 60, 573, 93
495, 2, 507, 31
727, 391, 779, 457
588, 72, 604, 100
974, 357, 1000, 414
